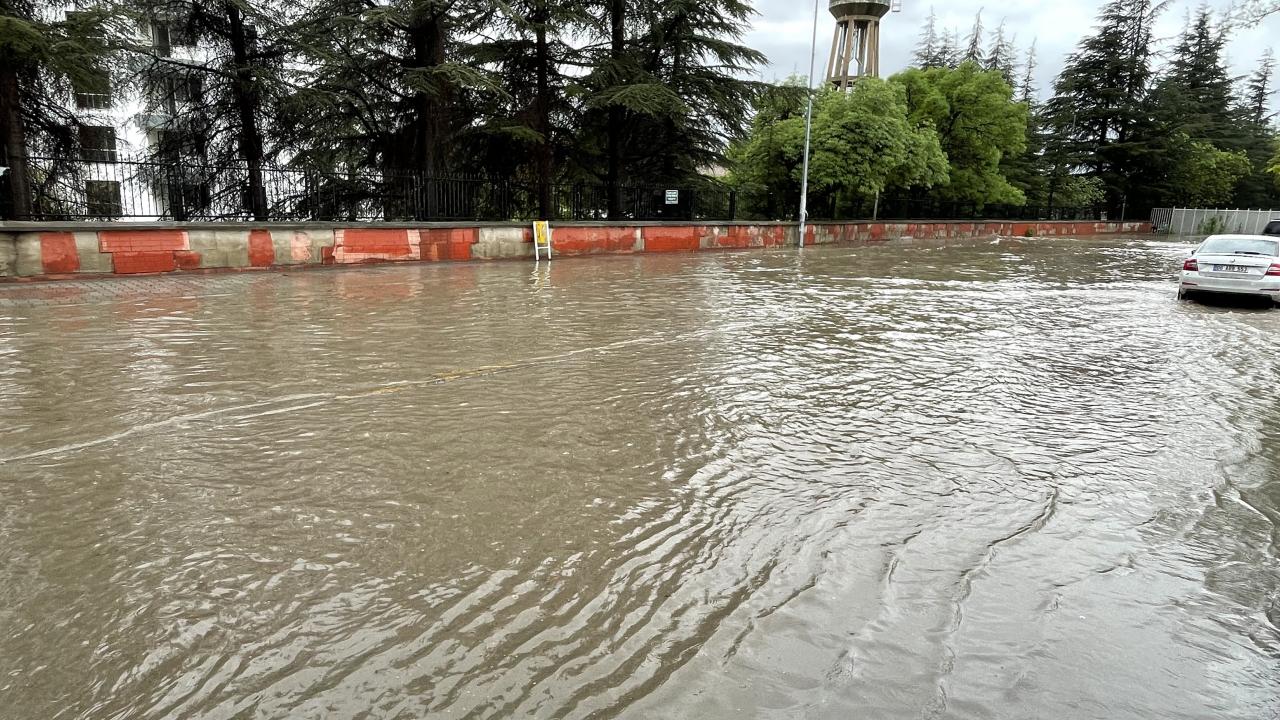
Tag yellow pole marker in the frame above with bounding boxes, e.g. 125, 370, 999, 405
533, 221, 553, 261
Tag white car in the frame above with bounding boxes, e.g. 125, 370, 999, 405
1178, 234, 1280, 305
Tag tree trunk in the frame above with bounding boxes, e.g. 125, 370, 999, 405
227, 2, 267, 220
0, 66, 32, 220
606, 0, 625, 219
534, 0, 553, 219
408, 9, 449, 219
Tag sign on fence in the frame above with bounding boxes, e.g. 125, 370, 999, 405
664, 190, 679, 205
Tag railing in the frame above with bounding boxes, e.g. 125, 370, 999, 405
8, 157, 736, 223
2, 156, 1105, 224
1151, 207, 1280, 236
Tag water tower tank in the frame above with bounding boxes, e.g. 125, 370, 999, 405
827, 0, 894, 87
829, 0, 892, 19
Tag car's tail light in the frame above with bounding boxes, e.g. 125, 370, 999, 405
1183, 258, 1199, 272
1267, 263, 1280, 276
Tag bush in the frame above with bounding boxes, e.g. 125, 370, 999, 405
1198, 215, 1228, 235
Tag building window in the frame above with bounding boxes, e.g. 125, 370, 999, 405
86, 180, 123, 218
73, 69, 112, 110
151, 22, 172, 56
150, 73, 203, 115
79, 125, 118, 163
148, 18, 194, 54
151, 129, 208, 163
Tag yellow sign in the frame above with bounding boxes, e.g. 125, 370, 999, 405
533, 221, 552, 260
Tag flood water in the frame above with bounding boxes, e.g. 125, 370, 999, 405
1, 236, 1278, 719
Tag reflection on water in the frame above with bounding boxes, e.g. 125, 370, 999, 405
0, 237, 1277, 719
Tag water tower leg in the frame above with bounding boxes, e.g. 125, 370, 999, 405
826, 24, 841, 82
870, 21, 879, 77
839, 22, 855, 87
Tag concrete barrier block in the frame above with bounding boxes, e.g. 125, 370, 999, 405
114, 252, 177, 274
15, 234, 43, 276
307, 230, 335, 263
475, 227, 531, 260
74, 232, 113, 273
643, 227, 700, 253
0, 234, 16, 277
267, 229, 327, 265
555, 227, 640, 256
249, 230, 275, 267
38, 233, 79, 273
187, 230, 251, 268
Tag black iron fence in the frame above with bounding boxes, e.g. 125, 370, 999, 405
1, 156, 1105, 224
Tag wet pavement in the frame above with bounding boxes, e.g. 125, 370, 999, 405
0, 236, 1277, 719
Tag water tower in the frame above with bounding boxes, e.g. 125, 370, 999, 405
826, 0, 899, 89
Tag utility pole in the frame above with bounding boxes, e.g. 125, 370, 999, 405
799, 0, 821, 248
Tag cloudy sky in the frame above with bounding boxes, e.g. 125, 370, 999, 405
745, 0, 1280, 102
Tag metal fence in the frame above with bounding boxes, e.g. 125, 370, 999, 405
8, 156, 739, 222
3, 155, 1105, 224
1151, 208, 1280, 236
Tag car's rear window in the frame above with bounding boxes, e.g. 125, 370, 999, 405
1199, 237, 1280, 256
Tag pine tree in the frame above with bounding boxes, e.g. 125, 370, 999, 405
936, 28, 961, 69
1148, 7, 1237, 148
472, 0, 592, 218
1044, 0, 1167, 212
1, 0, 117, 218
1018, 40, 1038, 105
1245, 49, 1276, 124
583, 0, 764, 186
983, 19, 1017, 85
913, 8, 939, 68
964, 10, 984, 64
1233, 50, 1279, 207
279, 0, 497, 217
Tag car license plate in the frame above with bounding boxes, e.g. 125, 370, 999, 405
1213, 265, 1251, 273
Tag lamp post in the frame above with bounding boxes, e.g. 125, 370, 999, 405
798, 0, 821, 249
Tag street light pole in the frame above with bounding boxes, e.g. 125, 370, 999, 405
798, 0, 821, 249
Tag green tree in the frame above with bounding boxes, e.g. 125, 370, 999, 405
730, 78, 947, 219
278, 0, 498, 217
1, 0, 115, 218
1233, 51, 1279, 207
575, 0, 764, 218
984, 19, 1018, 86
913, 8, 943, 68
1168, 136, 1252, 206
1147, 8, 1238, 148
1044, 0, 1166, 212
963, 10, 983, 64
472, 0, 593, 217
894, 63, 1028, 205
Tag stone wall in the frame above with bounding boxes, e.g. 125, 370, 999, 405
0, 220, 1153, 280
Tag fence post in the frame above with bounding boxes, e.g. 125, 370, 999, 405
728, 190, 737, 221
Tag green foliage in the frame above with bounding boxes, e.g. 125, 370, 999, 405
1198, 215, 1228, 235
1053, 176, 1107, 207
894, 63, 1028, 205
1168, 137, 1252, 207
1265, 141, 1280, 190
1043, 0, 1164, 209
730, 79, 947, 219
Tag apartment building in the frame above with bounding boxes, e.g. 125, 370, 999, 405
55, 4, 211, 219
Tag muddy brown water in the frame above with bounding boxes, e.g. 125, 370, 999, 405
0, 236, 1277, 719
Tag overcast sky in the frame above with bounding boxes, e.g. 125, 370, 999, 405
746, 0, 1280, 103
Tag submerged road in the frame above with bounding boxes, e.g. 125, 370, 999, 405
0, 236, 1277, 719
